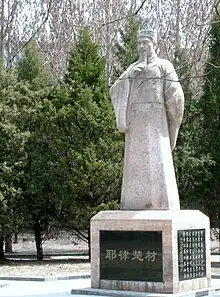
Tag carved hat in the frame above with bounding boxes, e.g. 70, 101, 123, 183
138, 28, 157, 44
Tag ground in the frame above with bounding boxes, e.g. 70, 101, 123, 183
10, 231, 88, 254
1, 232, 89, 277
0, 278, 92, 297
0, 262, 91, 277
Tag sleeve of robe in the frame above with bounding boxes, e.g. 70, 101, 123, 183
109, 62, 138, 133
163, 60, 184, 151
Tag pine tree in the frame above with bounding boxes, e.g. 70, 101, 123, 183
15, 42, 55, 260
0, 65, 29, 259
16, 41, 50, 91
198, 13, 220, 227
55, 29, 123, 247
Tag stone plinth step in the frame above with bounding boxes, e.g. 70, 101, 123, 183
71, 287, 220, 297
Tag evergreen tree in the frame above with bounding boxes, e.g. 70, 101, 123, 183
173, 49, 213, 209
16, 42, 55, 260
198, 14, 220, 227
0, 65, 29, 259
17, 41, 50, 91
55, 29, 123, 248
112, 14, 140, 82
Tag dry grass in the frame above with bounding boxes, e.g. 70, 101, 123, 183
0, 232, 90, 277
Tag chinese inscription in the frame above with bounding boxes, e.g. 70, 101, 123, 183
105, 249, 157, 262
178, 229, 206, 281
100, 231, 163, 282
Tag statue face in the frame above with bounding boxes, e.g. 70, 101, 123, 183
137, 37, 155, 59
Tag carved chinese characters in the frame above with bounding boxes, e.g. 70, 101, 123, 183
100, 231, 162, 282
178, 229, 206, 281
105, 249, 158, 262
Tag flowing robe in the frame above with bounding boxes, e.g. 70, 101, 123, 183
110, 56, 184, 210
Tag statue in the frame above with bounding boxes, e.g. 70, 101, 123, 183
110, 27, 184, 211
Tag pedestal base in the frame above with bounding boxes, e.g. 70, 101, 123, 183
90, 210, 211, 294
71, 286, 217, 297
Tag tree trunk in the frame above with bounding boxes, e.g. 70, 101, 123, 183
175, 0, 181, 51
13, 233, 18, 244
0, 0, 4, 61
34, 222, 43, 260
5, 236, 13, 253
0, 237, 4, 260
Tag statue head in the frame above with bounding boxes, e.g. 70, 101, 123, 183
137, 28, 157, 60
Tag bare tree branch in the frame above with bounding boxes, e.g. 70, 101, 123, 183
0, 0, 5, 60
3, 1, 18, 40
214, 0, 220, 15
98, 0, 147, 29
206, 61, 220, 68
135, 0, 148, 15
8, 0, 53, 66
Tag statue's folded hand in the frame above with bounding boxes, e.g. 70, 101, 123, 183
128, 62, 146, 77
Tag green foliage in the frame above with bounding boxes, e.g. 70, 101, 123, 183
0, 66, 29, 241
198, 14, 220, 226
42, 30, 122, 236
15, 41, 55, 258
0, 29, 123, 253
15, 30, 123, 245
113, 15, 140, 81
173, 49, 213, 209
16, 41, 51, 91
55, 29, 123, 235
65, 30, 107, 97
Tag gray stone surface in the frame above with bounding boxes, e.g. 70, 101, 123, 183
1, 276, 220, 297
71, 287, 217, 297
110, 27, 184, 211
91, 210, 211, 293
71, 276, 220, 296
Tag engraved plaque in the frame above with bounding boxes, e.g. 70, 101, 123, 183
178, 229, 206, 281
100, 231, 163, 282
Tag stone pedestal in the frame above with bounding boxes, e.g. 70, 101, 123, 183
91, 210, 211, 294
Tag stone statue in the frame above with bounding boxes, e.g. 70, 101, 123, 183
110, 27, 184, 211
